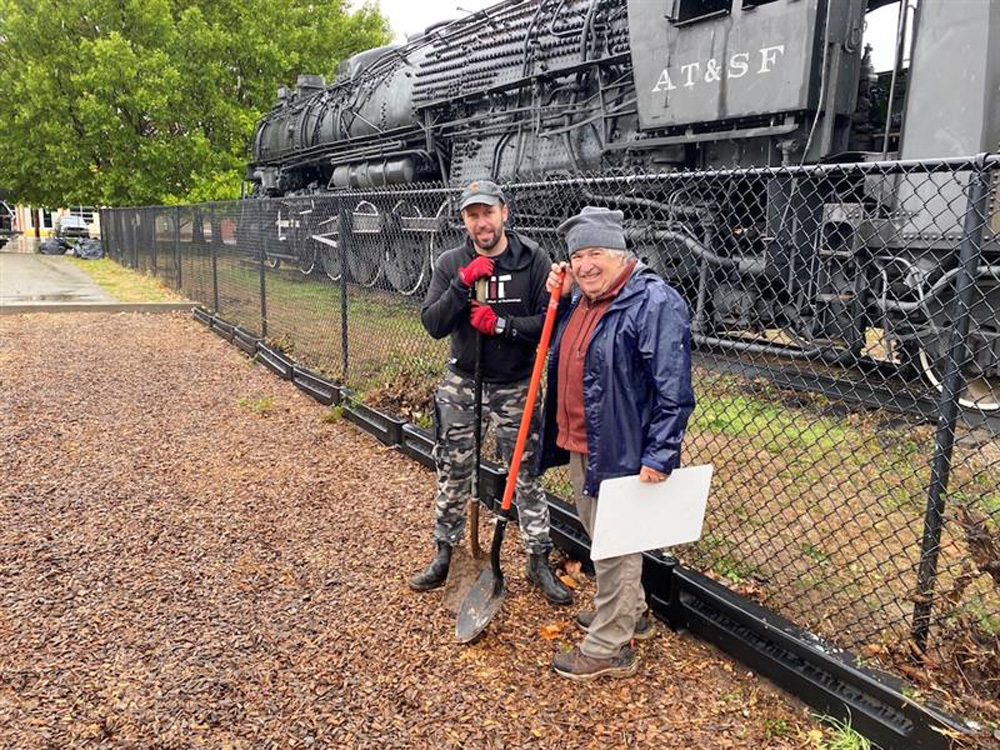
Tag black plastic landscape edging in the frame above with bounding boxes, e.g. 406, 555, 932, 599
210, 317, 234, 342
292, 367, 340, 406
667, 569, 971, 749
340, 389, 405, 446
197, 310, 976, 750
233, 327, 262, 357
256, 342, 294, 380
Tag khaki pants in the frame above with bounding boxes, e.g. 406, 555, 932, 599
568, 452, 647, 658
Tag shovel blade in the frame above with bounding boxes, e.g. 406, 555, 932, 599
441, 544, 490, 615
455, 567, 506, 643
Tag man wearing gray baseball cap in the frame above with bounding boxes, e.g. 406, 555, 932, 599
410, 179, 573, 608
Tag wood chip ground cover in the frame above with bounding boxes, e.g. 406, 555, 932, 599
1, 312, 832, 748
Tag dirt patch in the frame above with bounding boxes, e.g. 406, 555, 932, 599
0, 312, 828, 749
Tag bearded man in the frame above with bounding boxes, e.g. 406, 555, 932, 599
409, 179, 573, 607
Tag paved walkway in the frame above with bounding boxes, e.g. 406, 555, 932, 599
0, 252, 116, 306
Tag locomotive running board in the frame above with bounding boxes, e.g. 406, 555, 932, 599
198, 309, 980, 750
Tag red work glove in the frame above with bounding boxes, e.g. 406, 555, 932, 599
469, 301, 499, 335
458, 256, 495, 286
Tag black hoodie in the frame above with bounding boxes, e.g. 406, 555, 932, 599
420, 230, 551, 384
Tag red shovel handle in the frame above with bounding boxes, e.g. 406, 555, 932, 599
500, 271, 565, 513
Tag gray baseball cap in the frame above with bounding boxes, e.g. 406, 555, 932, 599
460, 179, 505, 211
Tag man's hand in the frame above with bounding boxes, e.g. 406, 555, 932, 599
469, 301, 499, 335
546, 262, 574, 297
458, 256, 495, 287
639, 465, 669, 483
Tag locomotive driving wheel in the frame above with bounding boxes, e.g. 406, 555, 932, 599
429, 198, 462, 265
915, 286, 1000, 411
311, 215, 341, 282
346, 201, 384, 288
383, 199, 431, 296
295, 202, 317, 276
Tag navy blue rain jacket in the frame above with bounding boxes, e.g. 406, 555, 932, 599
535, 264, 696, 497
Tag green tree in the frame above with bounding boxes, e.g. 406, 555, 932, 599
0, 0, 389, 206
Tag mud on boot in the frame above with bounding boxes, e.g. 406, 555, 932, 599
526, 551, 573, 606
409, 542, 452, 591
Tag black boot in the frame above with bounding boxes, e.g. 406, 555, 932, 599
526, 551, 573, 606
409, 542, 452, 592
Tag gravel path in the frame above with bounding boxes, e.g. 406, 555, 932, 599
0, 312, 820, 749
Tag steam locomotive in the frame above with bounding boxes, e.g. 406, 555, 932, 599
244, 0, 1000, 410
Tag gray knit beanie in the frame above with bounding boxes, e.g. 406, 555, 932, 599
557, 207, 626, 257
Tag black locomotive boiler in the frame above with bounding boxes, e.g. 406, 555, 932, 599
244, 0, 1000, 410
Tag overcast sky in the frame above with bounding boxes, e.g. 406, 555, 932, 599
373, 0, 903, 71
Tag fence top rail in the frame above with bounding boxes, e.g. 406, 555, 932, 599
102, 152, 1000, 212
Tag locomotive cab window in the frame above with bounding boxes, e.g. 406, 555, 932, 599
669, 0, 731, 25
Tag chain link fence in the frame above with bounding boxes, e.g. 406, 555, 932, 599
102, 154, 1000, 717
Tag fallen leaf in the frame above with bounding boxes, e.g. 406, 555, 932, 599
861, 643, 885, 657
540, 622, 567, 640
559, 574, 578, 589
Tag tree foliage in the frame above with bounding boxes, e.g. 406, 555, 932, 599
0, 0, 390, 206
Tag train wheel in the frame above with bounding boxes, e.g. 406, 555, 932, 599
297, 245, 316, 276
347, 244, 382, 287
430, 198, 462, 264
346, 201, 383, 288
916, 289, 1000, 411
293, 207, 316, 275
312, 214, 341, 281
320, 245, 341, 281
384, 200, 430, 295
919, 345, 1000, 411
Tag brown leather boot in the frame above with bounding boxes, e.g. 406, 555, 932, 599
551, 645, 638, 682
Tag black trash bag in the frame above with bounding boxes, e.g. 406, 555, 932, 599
74, 238, 104, 260
39, 237, 70, 255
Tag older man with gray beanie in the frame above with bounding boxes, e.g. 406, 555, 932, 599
535, 206, 696, 681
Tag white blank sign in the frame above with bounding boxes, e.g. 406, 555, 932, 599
590, 465, 714, 561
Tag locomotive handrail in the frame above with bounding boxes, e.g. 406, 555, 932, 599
278, 153, 1000, 202
504, 153, 1000, 189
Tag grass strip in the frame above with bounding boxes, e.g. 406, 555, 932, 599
69, 257, 185, 303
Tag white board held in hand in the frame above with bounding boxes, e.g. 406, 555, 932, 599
590, 465, 713, 561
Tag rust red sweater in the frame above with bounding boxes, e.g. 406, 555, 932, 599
556, 260, 637, 453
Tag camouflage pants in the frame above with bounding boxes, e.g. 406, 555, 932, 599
431, 371, 552, 555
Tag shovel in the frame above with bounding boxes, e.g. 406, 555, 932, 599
456, 271, 564, 643
441, 278, 490, 614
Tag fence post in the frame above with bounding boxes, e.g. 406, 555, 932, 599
911, 156, 992, 652
210, 204, 220, 313
132, 212, 139, 270
173, 206, 182, 291
338, 198, 350, 379
259, 202, 268, 338
99, 209, 110, 259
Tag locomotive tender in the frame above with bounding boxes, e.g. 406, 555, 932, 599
246, 0, 1000, 409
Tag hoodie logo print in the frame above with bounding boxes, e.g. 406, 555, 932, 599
489, 274, 513, 300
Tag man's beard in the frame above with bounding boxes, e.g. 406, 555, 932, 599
471, 228, 502, 252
